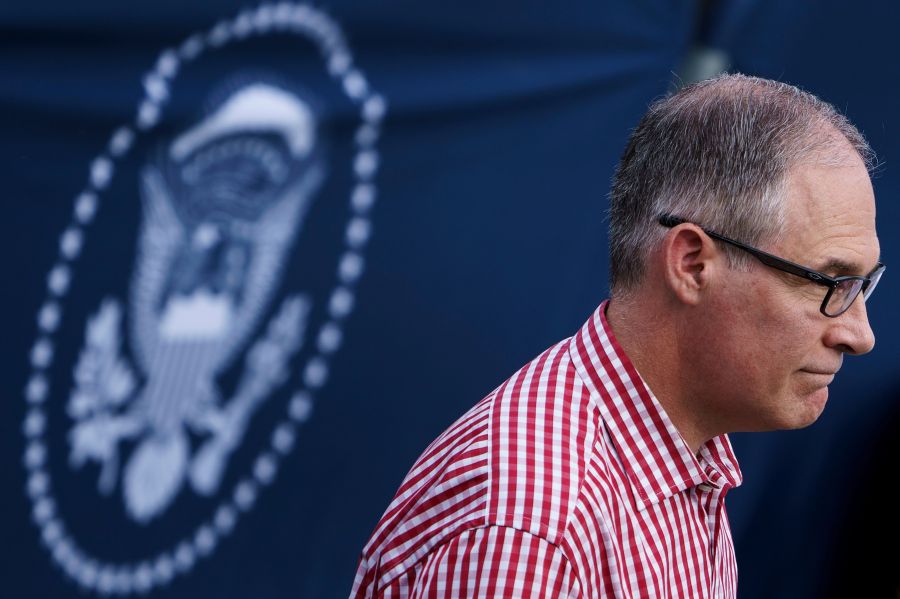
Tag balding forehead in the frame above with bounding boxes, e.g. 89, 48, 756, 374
794, 124, 871, 172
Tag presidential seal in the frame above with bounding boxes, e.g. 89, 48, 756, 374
23, 3, 385, 594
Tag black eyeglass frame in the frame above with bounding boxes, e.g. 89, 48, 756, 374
658, 214, 885, 317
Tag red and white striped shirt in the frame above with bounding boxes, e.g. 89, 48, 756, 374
351, 301, 743, 598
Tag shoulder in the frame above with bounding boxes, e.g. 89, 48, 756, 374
486, 339, 599, 541
354, 386, 495, 592
354, 338, 601, 594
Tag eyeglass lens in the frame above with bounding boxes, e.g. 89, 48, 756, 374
825, 265, 885, 316
826, 279, 866, 316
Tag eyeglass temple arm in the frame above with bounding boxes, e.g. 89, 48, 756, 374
656, 214, 837, 286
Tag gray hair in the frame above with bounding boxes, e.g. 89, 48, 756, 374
608, 73, 874, 295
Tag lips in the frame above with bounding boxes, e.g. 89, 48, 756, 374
800, 369, 838, 376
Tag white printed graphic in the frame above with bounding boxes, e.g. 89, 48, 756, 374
23, 4, 386, 595
70, 82, 321, 522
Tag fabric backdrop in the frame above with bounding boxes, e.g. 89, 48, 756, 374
2, 1, 898, 597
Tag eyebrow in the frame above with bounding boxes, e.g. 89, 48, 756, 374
817, 257, 879, 277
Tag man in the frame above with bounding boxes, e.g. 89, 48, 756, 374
350, 74, 883, 598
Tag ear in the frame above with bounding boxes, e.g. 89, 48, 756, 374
661, 224, 719, 306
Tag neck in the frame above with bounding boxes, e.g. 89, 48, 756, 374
605, 294, 717, 454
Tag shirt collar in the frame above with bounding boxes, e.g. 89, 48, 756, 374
568, 300, 742, 510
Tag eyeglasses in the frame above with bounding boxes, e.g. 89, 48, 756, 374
658, 214, 885, 317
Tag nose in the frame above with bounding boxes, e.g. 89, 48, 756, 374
824, 295, 876, 355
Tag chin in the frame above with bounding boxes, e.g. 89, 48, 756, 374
790, 386, 830, 428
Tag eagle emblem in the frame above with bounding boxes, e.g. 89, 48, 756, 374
68, 82, 324, 522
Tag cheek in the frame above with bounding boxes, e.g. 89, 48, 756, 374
713, 283, 814, 382
745, 313, 823, 400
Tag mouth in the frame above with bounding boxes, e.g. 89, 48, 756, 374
800, 369, 838, 376
798, 369, 838, 386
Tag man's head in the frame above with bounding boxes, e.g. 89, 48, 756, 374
607, 74, 881, 435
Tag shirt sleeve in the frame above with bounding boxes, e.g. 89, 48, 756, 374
411, 525, 582, 598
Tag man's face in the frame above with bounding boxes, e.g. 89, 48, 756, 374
696, 151, 880, 432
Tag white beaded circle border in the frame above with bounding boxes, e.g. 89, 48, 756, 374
22, 3, 385, 594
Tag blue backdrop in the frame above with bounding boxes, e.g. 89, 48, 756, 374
2, 1, 898, 597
